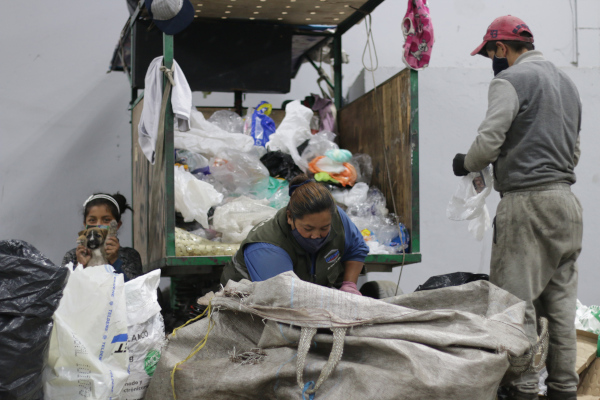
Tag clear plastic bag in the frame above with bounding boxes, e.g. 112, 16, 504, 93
175, 149, 210, 175
350, 154, 374, 185
212, 196, 278, 243
332, 182, 369, 207
175, 228, 240, 256
208, 149, 270, 197
446, 165, 494, 241
208, 110, 244, 133
174, 166, 224, 228
300, 131, 338, 165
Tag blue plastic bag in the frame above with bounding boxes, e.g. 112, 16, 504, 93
250, 101, 276, 147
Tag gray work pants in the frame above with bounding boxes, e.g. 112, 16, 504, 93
491, 183, 583, 394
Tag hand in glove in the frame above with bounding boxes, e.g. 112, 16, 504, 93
453, 153, 470, 176
339, 281, 362, 296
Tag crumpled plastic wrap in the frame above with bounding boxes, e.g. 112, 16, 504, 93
174, 166, 223, 228
207, 110, 244, 133
175, 228, 240, 257
575, 299, 600, 335
350, 154, 374, 185
208, 149, 270, 197
447, 165, 494, 241
300, 131, 338, 165
332, 182, 369, 207
266, 100, 313, 172
212, 196, 277, 243
174, 108, 254, 158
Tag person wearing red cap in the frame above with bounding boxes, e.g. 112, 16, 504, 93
452, 16, 582, 400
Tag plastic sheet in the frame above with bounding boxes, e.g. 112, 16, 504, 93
174, 165, 224, 228
0, 240, 69, 400
175, 228, 240, 256
208, 149, 270, 198
174, 108, 254, 158
350, 154, 374, 185
266, 100, 314, 172
265, 177, 290, 210
447, 165, 494, 241
260, 151, 303, 181
299, 131, 338, 165
212, 196, 278, 243
415, 272, 490, 292
207, 110, 244, 133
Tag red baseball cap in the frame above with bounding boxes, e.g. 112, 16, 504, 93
471, 15, 534, 57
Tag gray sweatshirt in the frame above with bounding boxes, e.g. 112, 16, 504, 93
464, 50, 581, 193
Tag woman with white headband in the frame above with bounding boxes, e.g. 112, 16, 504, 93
61, 192, 143, 281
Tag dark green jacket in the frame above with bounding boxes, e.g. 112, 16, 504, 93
221, 207, 346, 287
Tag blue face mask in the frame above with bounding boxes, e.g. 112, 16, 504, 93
291, 229, 329, 254
492, 56, 509, 76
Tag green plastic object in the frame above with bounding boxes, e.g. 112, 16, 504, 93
314, 172, 338, 184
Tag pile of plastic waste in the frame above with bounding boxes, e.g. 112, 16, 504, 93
172, 99, 409, 256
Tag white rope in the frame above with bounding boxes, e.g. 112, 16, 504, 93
160, 65, 176, 87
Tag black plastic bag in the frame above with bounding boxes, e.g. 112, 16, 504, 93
0, 240, 69, 400
260, 150, 303, 181
415, 272, 489, 292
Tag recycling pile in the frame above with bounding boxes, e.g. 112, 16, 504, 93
173, 100, 409, 256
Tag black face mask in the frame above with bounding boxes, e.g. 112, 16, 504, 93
492, 56, 509, 76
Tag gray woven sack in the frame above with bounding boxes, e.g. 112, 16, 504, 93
146, 271, 530, 400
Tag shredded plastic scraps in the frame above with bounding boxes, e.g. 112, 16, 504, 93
175, 228, 240, 257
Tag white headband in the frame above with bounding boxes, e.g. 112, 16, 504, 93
83, 194, 120, 215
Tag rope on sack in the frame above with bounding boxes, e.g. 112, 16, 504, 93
297, 327, 347, 397
361, 12, 407, 295
170, 300, 215, 400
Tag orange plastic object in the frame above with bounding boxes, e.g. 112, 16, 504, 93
308, 156, 357, 187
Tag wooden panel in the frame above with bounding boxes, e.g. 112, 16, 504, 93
131, 99, 149, 267
192, 0, 366, 26
338, 68, 413, 234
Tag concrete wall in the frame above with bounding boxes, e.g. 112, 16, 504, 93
1, 0, 598, 304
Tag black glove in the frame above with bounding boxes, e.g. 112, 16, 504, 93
452, 153, 469, 176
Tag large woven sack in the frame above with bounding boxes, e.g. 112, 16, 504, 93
146, 271, 530, 400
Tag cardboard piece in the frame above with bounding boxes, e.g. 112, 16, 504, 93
577, 330, 600, 398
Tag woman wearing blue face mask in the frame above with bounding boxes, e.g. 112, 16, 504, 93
221, 174, 369, 295
62, 192, 143, 282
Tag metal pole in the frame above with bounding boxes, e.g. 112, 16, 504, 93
333, 34, 343, 111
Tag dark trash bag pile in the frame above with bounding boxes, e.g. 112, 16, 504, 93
0, 240, 68, 400
415, 271, 489, 292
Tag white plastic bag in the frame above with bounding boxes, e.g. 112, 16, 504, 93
174, 108, 254, 158
266, 100, 314, 171
447, 165, 494, 241
118, 270, 165, 400
44, 264, 129, 400
174, 165, 223, 228
575, 299, 600, 335
332, 182, 369, 207
212, 196, 277, 243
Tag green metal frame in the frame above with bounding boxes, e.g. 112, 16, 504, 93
130, 0, 421, 274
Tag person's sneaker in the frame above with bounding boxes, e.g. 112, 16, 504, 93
546, 389, 577, 400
